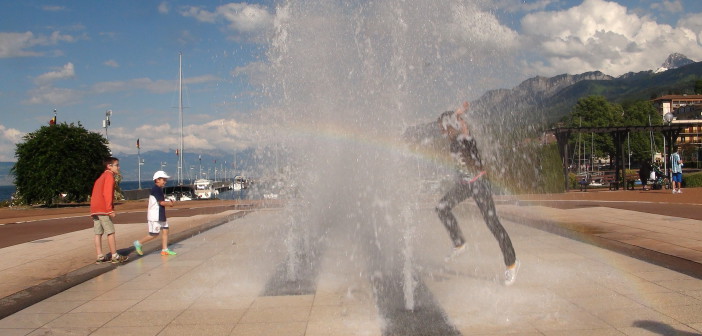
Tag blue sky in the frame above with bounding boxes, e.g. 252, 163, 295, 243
1, 0, 702, 162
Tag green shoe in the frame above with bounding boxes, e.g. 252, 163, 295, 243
133, 240, 143, 255
161, 249, 176, 256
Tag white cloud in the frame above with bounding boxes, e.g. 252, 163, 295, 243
34, 62, 75, 84
217, 3, 272, 32
23, 86, 82, 105
106, 118, 253, 155
158, 1, 169, 14
450, 2, 519, 49
41, 5, 66, 12
486, 0, 557, 13
104, 59, 119, 68
24, 63, 79, 105
651, 0, 683, 13
678, 14, 702, 45
180, 3, 273, 41
91, 74, 220, 94
231, 61, 267, 85
0, 32, 43, 58
520, 0, 702, 76
0, 125, 24, 161
0, 31, 78, 58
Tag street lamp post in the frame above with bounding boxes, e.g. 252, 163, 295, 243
664, 112, 675, 185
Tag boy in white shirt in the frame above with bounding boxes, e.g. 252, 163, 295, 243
133, 171, 177, 256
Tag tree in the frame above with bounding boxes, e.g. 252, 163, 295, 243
12, 122, 111, 206
621, 100, 663, 164
566, 96, 623, 161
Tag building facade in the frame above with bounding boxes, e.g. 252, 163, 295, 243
652, 95, 702, 161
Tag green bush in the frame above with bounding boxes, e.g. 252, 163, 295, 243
569, 172, 578, 189
683, 171, 702, 188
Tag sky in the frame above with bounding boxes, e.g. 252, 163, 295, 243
1, 0, 702, 162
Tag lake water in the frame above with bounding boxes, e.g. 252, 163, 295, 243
0, 180, 252, 202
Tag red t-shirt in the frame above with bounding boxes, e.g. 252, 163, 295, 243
90, 170, 115, 216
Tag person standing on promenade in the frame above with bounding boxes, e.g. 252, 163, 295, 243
433, 101, 519, 285
133, 171, 177, 256
671, 146, 683, 194
638, 159, 652, 191
90, 157, 128, 264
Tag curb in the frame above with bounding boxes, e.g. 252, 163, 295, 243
0, 209, 252, 320
497, 207, 702, 280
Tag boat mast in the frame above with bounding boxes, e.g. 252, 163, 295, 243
178, 52, 184, 185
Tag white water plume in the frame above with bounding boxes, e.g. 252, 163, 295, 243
259, 0, 520, 309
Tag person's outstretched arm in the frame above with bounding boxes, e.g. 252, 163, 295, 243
455, 101, 470, 137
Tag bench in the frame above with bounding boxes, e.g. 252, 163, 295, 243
601, 174, 619, 190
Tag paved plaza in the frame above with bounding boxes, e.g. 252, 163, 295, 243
1, 202, 701, 335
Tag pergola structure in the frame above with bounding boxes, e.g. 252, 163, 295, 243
551, 123, 695, 191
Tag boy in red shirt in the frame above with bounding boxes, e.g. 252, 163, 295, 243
90, 157, 128, 264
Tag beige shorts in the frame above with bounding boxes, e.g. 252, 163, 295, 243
148, 221, 169, 234
93, 215, 115, 235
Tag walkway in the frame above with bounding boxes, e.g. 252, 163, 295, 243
0, 192, 701, 335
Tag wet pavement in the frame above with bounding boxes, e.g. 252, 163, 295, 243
0, 188, 700, 335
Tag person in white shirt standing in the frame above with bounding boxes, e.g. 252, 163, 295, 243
133, 171, 177, 256
671, 147, 683, 194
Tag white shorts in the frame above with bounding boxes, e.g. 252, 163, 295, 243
148, 221, 169, 234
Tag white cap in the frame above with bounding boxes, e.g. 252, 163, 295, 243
153, 171, 170, 180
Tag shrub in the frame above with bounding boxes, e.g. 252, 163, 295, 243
683, 171, 702, 188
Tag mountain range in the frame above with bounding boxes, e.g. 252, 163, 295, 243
472, 53, 700, 126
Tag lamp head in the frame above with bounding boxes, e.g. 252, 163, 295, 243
664, 112, 674, 124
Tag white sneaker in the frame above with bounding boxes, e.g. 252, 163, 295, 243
504, 260, 520, 286
678, 189, 683, 194
444, 244, 466, 262
673, 189, 677, 194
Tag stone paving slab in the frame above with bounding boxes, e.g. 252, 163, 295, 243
0, 209, 249, 320
496, 202, 702, 279
1, 208, 701, 335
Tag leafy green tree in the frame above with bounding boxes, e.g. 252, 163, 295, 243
12, 122, 111, 206
621, 100, 663, 164
566, 96, 623, 161
695, 80, 702, 94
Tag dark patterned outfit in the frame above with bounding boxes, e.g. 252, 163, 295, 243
435, 111, 516, 267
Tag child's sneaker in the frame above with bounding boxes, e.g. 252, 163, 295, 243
161, 249, 177, 256
96, 255, 105, 264
444, 244, 466, 262
133, 240, 143, 255
504, 260, 520, 286
111, 254, 129, 264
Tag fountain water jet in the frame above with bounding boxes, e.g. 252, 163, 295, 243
258, 0, 523, 332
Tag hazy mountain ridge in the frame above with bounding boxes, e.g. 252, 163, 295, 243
472, 53, 701, 125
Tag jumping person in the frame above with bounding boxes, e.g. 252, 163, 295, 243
434, 101, 519, 286
133, 171, 177, 256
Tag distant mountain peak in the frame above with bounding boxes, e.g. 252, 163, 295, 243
655, 53, 694, 73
